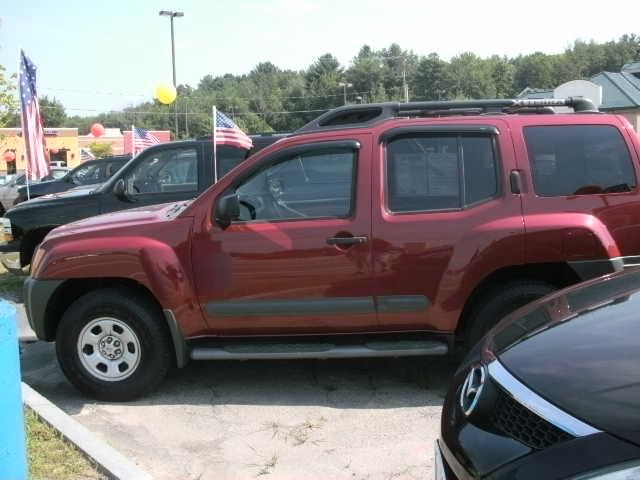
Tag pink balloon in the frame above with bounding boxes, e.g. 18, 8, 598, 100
90, 123, 105, 137
3, 150, 16, 162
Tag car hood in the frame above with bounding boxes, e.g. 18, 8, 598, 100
47, 200, 192, 239
485, 270, 640, 446
16, 184, 98, 204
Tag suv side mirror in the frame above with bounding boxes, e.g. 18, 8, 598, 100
113, 178, 128, 200
215, 193, 240, 229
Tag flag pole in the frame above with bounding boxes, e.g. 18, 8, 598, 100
18, 50, 30, 201
212, 106, 218, 183
131, 125, 135, 157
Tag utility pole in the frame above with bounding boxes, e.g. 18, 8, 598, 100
402, 68, 409, 103
184, 99, 189, 138
159, 10, 184, 137
338, 82, 352, 105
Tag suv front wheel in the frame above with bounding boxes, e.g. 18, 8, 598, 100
465, 280, 556, 348
56, 288, 172, 401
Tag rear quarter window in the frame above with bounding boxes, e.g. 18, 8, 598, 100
524, 125, 636, 196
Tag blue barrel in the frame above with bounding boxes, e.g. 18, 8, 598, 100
0, 301, 28, 480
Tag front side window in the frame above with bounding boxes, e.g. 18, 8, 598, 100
524, 125, 636, 196
232, 148, 356, 221
125, 148, 198, 195
72, 164, 103, 185
387, 135, 497, 212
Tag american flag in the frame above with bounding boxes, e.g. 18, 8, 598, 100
80, 148, 95, 162
133, 127, 160, 151
19, 50, 50, 180
214, 109, 253, 150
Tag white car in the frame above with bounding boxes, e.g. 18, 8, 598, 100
0, 168, 68, 214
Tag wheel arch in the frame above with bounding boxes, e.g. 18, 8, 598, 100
20, 226, 57, 267
42, 277, 186, 367
455, 262, 580, 339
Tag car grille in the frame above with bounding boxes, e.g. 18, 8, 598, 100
491, 387, 573, 450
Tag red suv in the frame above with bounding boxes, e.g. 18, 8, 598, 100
24, 98, 640, 400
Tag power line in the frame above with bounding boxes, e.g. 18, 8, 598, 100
39, 86, 373, 102
36, 103, 329, 116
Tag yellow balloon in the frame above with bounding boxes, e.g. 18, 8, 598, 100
155, 84, 177, 104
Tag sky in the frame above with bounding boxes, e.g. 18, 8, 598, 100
1, 0, 639, 116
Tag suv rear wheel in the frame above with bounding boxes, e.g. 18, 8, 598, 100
56, 288, 172, 401
465, 280, 556, 348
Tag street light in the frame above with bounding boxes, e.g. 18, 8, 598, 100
159, 10, 184, 137
338, 82, 352, 105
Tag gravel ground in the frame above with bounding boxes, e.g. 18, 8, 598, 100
21, 338, 456, 480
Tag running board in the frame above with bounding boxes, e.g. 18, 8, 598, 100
190, 340, 448, 361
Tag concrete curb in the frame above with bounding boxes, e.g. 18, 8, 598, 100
22, 383, 152, 480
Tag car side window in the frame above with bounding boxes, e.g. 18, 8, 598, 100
524, 125, 636, 196
386, 134, 497, 212
232, 148, 356, 222
125, 148, 198, 195
72, 164, 101, 185
216, 146, 248, 180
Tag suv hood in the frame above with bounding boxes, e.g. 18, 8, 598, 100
486, 270, 640, 446
48, 201, 192, 239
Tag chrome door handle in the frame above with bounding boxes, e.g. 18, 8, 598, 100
326, 236, 368, 246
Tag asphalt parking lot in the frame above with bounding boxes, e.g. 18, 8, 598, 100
21, 335, 456, 480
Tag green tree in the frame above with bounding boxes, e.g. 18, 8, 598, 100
88, 141, 113, 158
39, 96, 66, 127
0, 64, 18, 128
449, 52, 495, 99
411, 53, 451, 100
513, 52, 556, 92
487, 56, 516, 98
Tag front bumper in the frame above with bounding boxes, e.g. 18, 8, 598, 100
23, 276, 64, 341
435, 439, 466, 480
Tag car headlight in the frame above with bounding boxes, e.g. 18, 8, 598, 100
1, 217, 13, 242
571, 461, 640, 479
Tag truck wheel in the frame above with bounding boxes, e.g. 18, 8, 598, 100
56, 288, 172, 401
465, 280, 555, 349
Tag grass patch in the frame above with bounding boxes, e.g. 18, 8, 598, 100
0, 263, 26, 302
26, 409, 106, 480
0, 271, 26, 302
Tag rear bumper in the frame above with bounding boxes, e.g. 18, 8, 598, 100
0, 240, 21, 253
23, 277, 64, 341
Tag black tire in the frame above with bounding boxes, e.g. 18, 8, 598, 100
465, 280, 556, 348
56, 288, 172, 401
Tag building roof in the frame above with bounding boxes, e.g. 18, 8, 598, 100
516, 87, 553, 99
591, 71, 640, 110
622, 62, 640, 74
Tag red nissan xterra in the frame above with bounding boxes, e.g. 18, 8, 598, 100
24, 98, 640, 400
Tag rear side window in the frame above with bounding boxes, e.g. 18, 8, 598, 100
524, 125, 636, 196
387, 135, 498, 212
216, 146, 248, 180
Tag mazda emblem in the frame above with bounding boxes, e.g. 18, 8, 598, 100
459, 365, 486, 417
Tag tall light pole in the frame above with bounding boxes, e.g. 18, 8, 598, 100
338, 82, 352, 105
159, 10, 184, 137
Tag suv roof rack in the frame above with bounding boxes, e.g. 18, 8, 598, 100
295, 97, 599, 134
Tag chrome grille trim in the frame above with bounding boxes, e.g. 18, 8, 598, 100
488, 360, 601, 437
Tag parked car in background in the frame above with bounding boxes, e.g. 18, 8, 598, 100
0, 133, 286, 271
437, 269, 640, 480
22, 98, 640, 400
0, 168, 68, 215
15, 155, 130, 204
